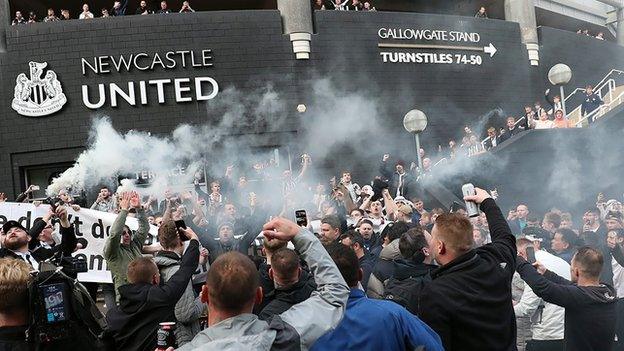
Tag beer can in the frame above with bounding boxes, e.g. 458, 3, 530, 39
156, 322, 176, 350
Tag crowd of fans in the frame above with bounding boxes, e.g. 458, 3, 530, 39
312, 0, 377, 11
11, 0, 195, 24
437, 83, 606, 162
1, 151, 623, 351
577, 29, 607, 41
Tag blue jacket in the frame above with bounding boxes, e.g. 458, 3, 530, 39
311, 289, 443, 351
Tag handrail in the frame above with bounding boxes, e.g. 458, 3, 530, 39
564, 69, 624, 103
434, 158, 447, 167
574, 90, 624, 127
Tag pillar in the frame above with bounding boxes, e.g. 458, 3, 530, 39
0, 0, 10, 53
277, 0, 313, 60
505, 0, 539, 66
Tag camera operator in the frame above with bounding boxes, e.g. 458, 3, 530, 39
0, 206, 77, 270
0, 258, 31, 350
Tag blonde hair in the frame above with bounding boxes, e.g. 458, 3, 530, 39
0, 258, 31, 313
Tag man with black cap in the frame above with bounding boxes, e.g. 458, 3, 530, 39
0, 205, 77, 270
198, 220, 258, 264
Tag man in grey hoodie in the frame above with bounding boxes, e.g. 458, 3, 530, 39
175, 217, 349, 351
154, 220, 206, 346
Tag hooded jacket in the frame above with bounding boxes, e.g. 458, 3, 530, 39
418, 198, 517, 351
517, 257, 617, 351
366, 239, 401, 299
258, 272, 317, 320
106, 239, 199, 351
154, 249, 204, 346
103, 209, 149, 300
176, 229, 349, 351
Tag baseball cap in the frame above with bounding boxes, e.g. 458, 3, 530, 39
2, 221, 27, 235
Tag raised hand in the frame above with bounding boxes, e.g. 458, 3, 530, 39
262, 217, 301, 242
119, 192, 131, 211
532, 261, 547, 275
56, 206, 71, 228
178, 227, 199, 241
463, 187, 492, 205
129, 191, 141, 209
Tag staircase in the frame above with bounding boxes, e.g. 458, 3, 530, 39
563, 69, 624, 127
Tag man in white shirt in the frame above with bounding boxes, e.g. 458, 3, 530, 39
515, 237, 569, 351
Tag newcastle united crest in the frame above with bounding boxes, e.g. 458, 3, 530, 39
12, 62, 67, 117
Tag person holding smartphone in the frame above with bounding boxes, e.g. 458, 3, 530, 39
517, 246, 617, 351
515, 237, 570, 351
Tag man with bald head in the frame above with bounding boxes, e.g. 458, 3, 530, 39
177, 217, 349, 350
418, 187, 516, 350
509, 204, 530, 237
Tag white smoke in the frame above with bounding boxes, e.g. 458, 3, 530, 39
47, 82, 290, 197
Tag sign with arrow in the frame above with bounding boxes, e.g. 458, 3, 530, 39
377, 27, 498, 65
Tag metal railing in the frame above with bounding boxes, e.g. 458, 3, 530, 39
563, 69, 624, 104
574, 90, 624, 127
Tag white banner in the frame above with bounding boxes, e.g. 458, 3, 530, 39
0, 202, 158, 283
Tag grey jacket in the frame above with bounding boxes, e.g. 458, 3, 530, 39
366, 239, 401, 299
154, 250, 204, 346
177, 228, 349, 351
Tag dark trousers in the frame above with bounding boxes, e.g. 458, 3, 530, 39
526, 339, 564, 351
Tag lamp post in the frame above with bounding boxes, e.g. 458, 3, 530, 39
403, 109, 428, 171
548, 64, 573, 117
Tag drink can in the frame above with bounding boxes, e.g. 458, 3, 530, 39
156, 322, 176, 350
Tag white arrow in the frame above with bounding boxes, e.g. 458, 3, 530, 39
484, 43, 497, 57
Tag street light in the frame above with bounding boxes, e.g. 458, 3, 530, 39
403, 109, 428, 171
548, 64, 573, 116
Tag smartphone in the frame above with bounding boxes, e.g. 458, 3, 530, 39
41, 283, 69, 324
526, 246, 536, 264
175, 220, 187, 229
175, 220, 189, 241
295, 210, 307, 227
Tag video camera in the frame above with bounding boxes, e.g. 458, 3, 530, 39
26, 260, 109, 350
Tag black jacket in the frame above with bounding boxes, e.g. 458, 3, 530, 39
483, 135, 501, 150
0, 219, 77, 265
258, 273, 317, 320
362, 233, 382, 255
194, 226, 257, 265
0, 326, 31, 351
599, 243, 624, 286
517, 257, 617, 351
379, 161, 415, 199
359, 251, 377, 289
106, 239, 199, 351
384, 260, 434, 315
499, 126, 524, 143
418, 198, 517, 351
